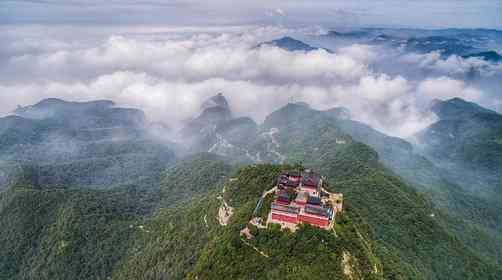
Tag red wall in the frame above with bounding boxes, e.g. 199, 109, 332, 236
299, 214, 329, 227
275, 200, 289, 206
271, 212, 298, 224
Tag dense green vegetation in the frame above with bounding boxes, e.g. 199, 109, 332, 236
404, 98, 502, 265
1, 97, 502, 279
189, 164, 386, 280
261, 102, 502, 269
190, 219, 384, 280
111, 194, 222, 279
159, 153, 234, 205
0, 153, 233, 280
415, 98, 502, 191
250, 104, 501, 278
111, 153, 233, 279
188, 159, 502, 279
2, 149, 501, 279
0, 185, 149, 280
189, 133, 501, 279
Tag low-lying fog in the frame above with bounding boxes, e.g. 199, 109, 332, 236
1, 25, 501, 138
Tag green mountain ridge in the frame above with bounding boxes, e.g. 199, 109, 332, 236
1, 97, 502, 279
183, 99, 502, 269
0, 153, 231, 280
3, 124, 501, 279
414, 98, 502, 193
0, 99, 176, 190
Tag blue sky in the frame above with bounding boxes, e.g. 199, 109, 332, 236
1, 0, 502, 29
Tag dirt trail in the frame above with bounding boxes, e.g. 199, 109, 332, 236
217, 185, 234, 226
218, 199, 234, 226
342, 251, 354, 279
203, 214, 209, 228
241, 238, 270, 258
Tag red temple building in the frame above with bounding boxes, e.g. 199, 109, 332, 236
267, 170, 340, 230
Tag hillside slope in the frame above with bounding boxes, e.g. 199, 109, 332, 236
261, 103, 502, 270
188, 164, 388, 280
184, 108, 502, 279
0, 153, 232, 280
413, 98, 502, 192
260, 108, 501, 279
189, 161, 501, 279
1, 98, 501, 279
181, 99, 502, 268
2, 148, 500, 279
0, 99, 175, 190
0, 185, 149, 280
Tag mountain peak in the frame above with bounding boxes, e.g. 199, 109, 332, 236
258, 36, 321, 52
15, 98, 116, 116
201, 93, 229, 111
181, 93, 233, 137
430, 97, 497, 120
35, 98, 66, 105
199, 93, 232, 121
323, 107, 351, 120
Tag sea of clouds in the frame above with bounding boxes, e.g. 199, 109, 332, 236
1, 24, 501, 138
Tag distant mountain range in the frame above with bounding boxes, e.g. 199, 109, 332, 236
263, 28, 502, 62
463, 51, 502, 62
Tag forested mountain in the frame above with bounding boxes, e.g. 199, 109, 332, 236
189, 159, 501, 279
3, 144, 500, 279
181, 96, 502, 268
1, 96, 502, 279
413, 98, 502, 192
0, 99, 175, 190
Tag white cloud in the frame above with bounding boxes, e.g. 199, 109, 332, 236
0, 69, 431, 137
0, 25, 497, 139
338, 44, 376, 64
275, 8, 286, 16
3, 31, 370, 85
417, 77, 483, 102
356, 74, 410, 102
399, 51, 502, 77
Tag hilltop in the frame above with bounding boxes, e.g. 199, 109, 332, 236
413, 97, 502, 192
